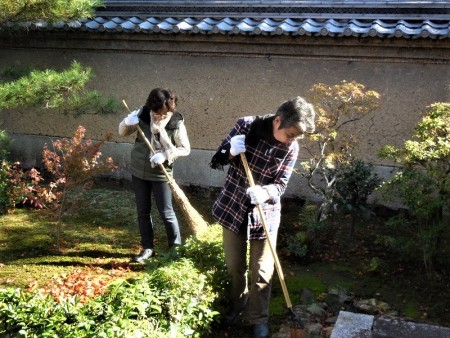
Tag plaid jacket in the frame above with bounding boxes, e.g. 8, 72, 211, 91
212, 115, 299, 240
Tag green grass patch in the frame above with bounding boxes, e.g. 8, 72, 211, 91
404, 299, 421, 319
0, 187, 170, 289
270, 270, 327, 316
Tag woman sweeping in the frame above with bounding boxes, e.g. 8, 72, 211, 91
119, 88, 191, 263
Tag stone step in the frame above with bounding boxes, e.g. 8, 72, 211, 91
331, 311, 450, 338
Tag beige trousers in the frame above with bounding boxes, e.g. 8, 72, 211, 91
222, 227, 278, 325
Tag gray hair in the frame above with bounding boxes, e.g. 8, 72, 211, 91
276, 96, 316, 134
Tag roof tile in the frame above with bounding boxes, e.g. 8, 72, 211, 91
6, 17, 450, 39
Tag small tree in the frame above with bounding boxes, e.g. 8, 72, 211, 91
379, 103, 450, 271
334, 159, 381, 237
40, 126, 117, 251
299, 81, 381, 221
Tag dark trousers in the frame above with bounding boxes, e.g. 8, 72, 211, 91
222, 227, 277, 325
132, 175, 181, 249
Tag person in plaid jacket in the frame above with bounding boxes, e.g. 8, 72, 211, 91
210, 96, 315, 338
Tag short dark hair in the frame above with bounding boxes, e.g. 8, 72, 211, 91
276, 96, 315, 133
145, 88, 177, 112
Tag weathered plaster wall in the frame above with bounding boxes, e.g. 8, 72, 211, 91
0, 31, 449, 199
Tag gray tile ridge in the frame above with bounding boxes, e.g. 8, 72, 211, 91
3, 12, 450, 39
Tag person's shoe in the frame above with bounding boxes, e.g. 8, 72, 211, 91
253, 323, 269, 338
133, 249, 155, 263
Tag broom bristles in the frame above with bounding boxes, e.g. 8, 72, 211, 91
169, 181, 209, 235
289, 328, 308, 338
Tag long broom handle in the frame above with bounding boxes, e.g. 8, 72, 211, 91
240, 153, 293, 310
122, 100, 173, 183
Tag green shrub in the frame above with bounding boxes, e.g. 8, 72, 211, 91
0, 131, 41, 214
0, 130, 11, 160
0, 130, 13, 213
285, 203, 327, 258
286, 231, 308, 258
180, 226, 228, 292
378, 102, 450, 271
0, 161, 22, 214
0, 287, 82, 337
334, 159, 381, 237
179, 225, 230, 317
0, 229, 225, 337
148, 259, 219, 336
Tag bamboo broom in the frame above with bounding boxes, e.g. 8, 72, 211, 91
122, 100, 209, 235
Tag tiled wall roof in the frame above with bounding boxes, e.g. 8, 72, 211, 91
18, 17, 450, 39
4, 1, 450, 39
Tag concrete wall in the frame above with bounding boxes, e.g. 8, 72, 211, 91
0, 31, 449, 200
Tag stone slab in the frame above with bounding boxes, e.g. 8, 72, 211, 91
373, 316, 450, 338
330, 311, 450, 338
331, 311, 374, 338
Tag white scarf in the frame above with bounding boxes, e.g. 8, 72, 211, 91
150, 111, 177, 167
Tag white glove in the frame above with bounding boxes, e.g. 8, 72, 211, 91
150, 152, 166, 166
246, 185, 270, 205
124, 109, 140, 126
230, 135, 246, 156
